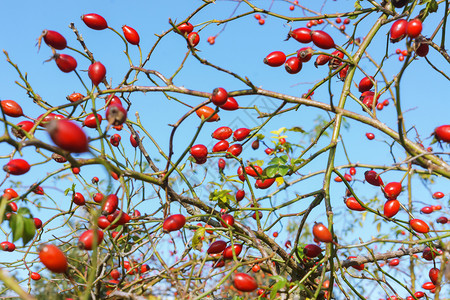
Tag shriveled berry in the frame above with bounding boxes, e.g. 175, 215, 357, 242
106, 104, 127, 126
297, 47, 313, 62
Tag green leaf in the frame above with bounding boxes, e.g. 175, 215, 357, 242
17, 207, 31, 216
10, 214, 24, 243
269, 157, 283, 165
354, 0, 362, 10
192, 227, 205, 251
22, 218, 36, 245
254, 133, 265, 140
288, 126, 305, 133
278, 165, 290, 176
265, 165, 278, 178
279, 155, 288, 164
252, 160, 264, 167
269, 275, 287, 299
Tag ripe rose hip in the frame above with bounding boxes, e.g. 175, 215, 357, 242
187, 32, 200, 47
384, 199, 400, 218
263, 51, 286, 67
211, 88, 228, 106
163, 214, 186, 232
3, 159, 30, 175
30, 272, 41, 281
88, 61, 106, 86
390, 19, 408, 43
289, 27, 312, 43
429, 267, 439, 284
122, 25, 140, 45
130, 133, 139, 147
83, 113, 102, 128
285, 57, 302, 74
314, 54, 332, 67
73, 192, 85, 206
102, 194, 119, 215
358, 76, 374, 93
207, 240, 227, 254
196, 106, 220, 121
384, 182, 402, 199
54, 54, 77, 73
220, 214, 235, 227
233, 273, 258, 292
110, 133, 121, 147
410, 219, 429, 233
226, 144, 243, 157
312, 222, 333, 243
364, 170, 383, 186
190, 144, 208, 160
345, 197, 365, 211
235, 189, 245, 201
233, 128, 251, 141
12, 120, 34, 139
406, 19, 422, 38
39, 244, 68, 273
82, 13, 108, 30
177, 22, 194, 35
303, 244, 322, 258
297, 47, 313, 62
1, 241, 16, 252
212, 140, 229, 152
105, 95, 122, 106
78, 229, 104, 250
434, 125, 450, 143
218, 158, 226, 170
41, 30, 67, 50
420, 206, 433, 214
220, 97, 239, 111
107, 210, 131, 225
1, 100, 23, 117
365, 132, 375, 140
212, 126, 233, 140
223, 244, 242, 259
311, 30, 335, 49
255, 178, 275, 189
47, 119, 89, 153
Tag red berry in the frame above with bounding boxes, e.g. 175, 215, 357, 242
163, 214, 186, 232
1, 100, 23, 118
297, 47, 313, 62
4, 188, 18, 199
255, 178, 275, 189
344, 18, 350, 25
345, 197, 366, 211
436, 216, 448, 224
434, 125, 450, 142
233, 128, 251, 141
102, 194, 119, 215
233, 273, 258, 292
41, 30, 67, 50
384, 199, 400, 218
388, 258, 400, 266
106, 104, 127, 126
3, 159, 30, 175
187, 32, 200, 47
314, 54, 332, 67
223, 244, 242, 259
406, 19, 422, 38
88, 61, 106, 86
93, 192, 104, 203
1, 241, 15, 252
78, 229, 104, 250
82, 13, 108, 30
226, 144, 243, 157
348, 256, 364, 270
212, 126, 233, 140
12, 120, 34, 138
366, 133, 375, 140
220, 97, 239, 111
54, 54, 77, 73
207, 240, 227, 254
258, 19, 265, 25
254, 14, 261, 20
336, 18, 342, 24
311, 30, 335, 49
358, 76, 374, 93
384, 182, 402, 199
252, 264, 261, 272
30, 272, 41, 281
107, 210, 131, 225
312, 222, 333, 243
390, 19, 408, 43
432, 191, 444, 199
110, 133, 121, 147
130, 133, 139, 147
39, 244, 68, 273
110, 269, 120, 280
220, 214, 235, 227
399, 55, 405, 61
196, 106, 220, 121
410, 219, 429, 233
207, 36, 215, 45
105, 95, 122, 106
422, 282, 435, 290
349, 167, 356, 175
212, 140, 229, 153
235, 190, 245, 201
122, 25, 140, 45
263, 51, 286, 67
190, 144, 208, 160
338, 64, 349, 80
265, 148, 274, 155
34, 218, 43, 229
303, 244, 322, 258
420, 206, 433, 214
218, 158, 226, 171
47, 119, 89, 153
285, 57, 302, 74
73, 192, 85, 206
68, 93, 84, 102
364, 170, 383, 186
289, 28, 312, 43
429, 267, 439, 284
211, 88, 228, 106
83, 113, 102, 128
177, 22, 194, 35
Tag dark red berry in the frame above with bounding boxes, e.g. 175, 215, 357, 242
297, 47, 313, 62
390, 19, 408, 43
211, 88, 228, 106
311, 30, 335, 49
54, 54, 77, 73
41, 30, 67, 50
358, 76, 374, 93
163, 214, 186, 232
285, 57, 302, 74
220, 97, 239, 111
364, 170, 383, 186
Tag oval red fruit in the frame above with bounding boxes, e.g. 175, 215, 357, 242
303, 244, 322, 258
177, 22, 194, 35
83, 113, 102, 128
47, 119, 89, 153
390, 19, 408, 43
285, 57, 302, 74
73, 192, 85, 206
406, 19, 422, 38
1, 100, 23, 117
226, 144, 243, 157
289, 27, 312, 43
364, 170, 383, 186
263, 51, 286, 67
384, 199, 400, 218
212, 140, 229, 153
163, 214, 186, 232
82, 13, 108, 30
196, 106, 220, 121
30, 272, 41, 281
233, 128, 251, 141
187, 32, 200, 47
207, 240, 227, 254
358, 76, 374, 93
410, 219, 429, 233
122, 25, 140, 45
311, 30, 335, 49
429, 267, 439, 284
88, 61, 106, 86
78, 229, 104, 250
384, 182, 402, 199
42, 30, 67, 50
211, 88, 228, 106
255, 178, 275, 189
312, 222, 333, 243
220, 97, 239, 111
223, 244, 242, 259
297, 47, 313, 62
55, 54, 77, 73
212, 126, 233, 140
102, 194, 119, 215
434, 125, 450, 143
220, 214, 235, 227
234, 273, 258, 292
3, 159, 30, 175
345, 197, 366, 211
190, 144, 208, 160
39, 244, 68, 273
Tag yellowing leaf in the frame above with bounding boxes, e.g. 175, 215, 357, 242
192, 227, 205, 251
276, 177, 284, 186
